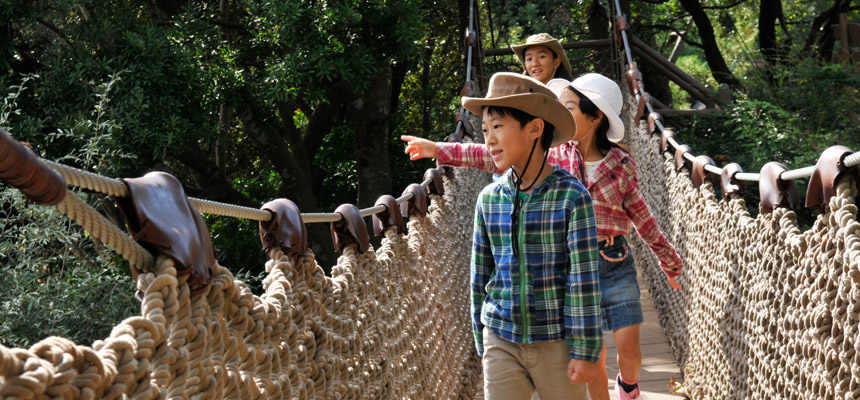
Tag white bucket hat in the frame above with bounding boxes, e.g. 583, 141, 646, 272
546, 73, 625, 143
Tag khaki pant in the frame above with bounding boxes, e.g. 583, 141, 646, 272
482, 328, 588, 400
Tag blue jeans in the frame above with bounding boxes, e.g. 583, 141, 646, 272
598, 235, 644, 331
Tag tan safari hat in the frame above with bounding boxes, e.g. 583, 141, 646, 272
510, 33, 572, 77
461, 72, 576, 147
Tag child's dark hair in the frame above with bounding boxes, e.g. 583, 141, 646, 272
485, 106, 555, 151
569, 86, 621, 155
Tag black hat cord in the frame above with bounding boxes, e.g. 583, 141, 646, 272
510, 138, 549, 258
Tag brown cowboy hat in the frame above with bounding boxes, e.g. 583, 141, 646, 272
461, 72, 576, 147
510, 33, 572, 77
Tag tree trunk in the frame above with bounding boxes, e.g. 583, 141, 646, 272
759, 0, 781, 67
422, 42, 433, 136
351, 62, 393, 209
632, 6, 673, 107
587, 0, 612, 76
678, 0, 742, 88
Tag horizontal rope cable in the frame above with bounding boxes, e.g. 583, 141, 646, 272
46, 159, 435, 224
735, 172, 761, 182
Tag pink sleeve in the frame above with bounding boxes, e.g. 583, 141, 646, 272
436, 142, 505, 175
623, 165, 683, 278
547, 143, 583, 182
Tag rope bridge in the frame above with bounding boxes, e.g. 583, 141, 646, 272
2, 3, 860, 396
609, 0, 860, 397
0, 130, 491, 398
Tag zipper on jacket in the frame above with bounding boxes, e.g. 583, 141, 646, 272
518, 201, 529, 343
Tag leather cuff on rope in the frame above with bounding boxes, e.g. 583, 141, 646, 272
759, 162, 800, 214
260, 198, 307, 257
805, 145, 857, 213
116, 171, 215, 296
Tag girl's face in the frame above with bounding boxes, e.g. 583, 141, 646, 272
559, 89, 600, 143
523, 45, 561, 84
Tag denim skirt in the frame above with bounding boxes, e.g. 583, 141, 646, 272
598, 235, 644, 331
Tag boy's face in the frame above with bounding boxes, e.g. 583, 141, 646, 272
524, 45, 561, 84
482, 108, 542, 172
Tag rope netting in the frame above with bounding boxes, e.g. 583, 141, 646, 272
0, 167, 490, 399
620, 95, 860, 400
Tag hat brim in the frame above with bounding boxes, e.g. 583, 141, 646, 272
462, 93, 576, 148
511, 40, 572, 77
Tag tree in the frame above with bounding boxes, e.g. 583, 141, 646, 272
678, 0, 742, 88
0, 0, 444, 266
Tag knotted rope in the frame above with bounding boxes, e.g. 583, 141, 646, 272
621, 94, 860, 400
0, 167, 490, 399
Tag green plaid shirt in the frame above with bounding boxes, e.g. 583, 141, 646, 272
471, 167, 603, 362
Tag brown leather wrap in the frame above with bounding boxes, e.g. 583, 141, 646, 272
424, 168, 445, 196
615, 14, 629, 47
805, 145, 857, 213
660, 128, 676, 154
260, 199, 307, 257
372, 195, 406, 236
635, 91, 650, 122
0, 128, 66, 205
691, 155, 716, 188
647, 112, 662, 135
455, 112, 475, 137
400, 183, 428, 218
460, 81, 477, 98
331, 204, 369, 254
626, 64, 642, 96
721, 163, 744, 197
464, 28, 477, 47
116, 172, 214, 295
759, 162, 799, 214
674, 145, 692, 172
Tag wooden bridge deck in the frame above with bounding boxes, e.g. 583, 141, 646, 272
473, 273, 686, 400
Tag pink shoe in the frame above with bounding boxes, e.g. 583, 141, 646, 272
615, 374, 646, 400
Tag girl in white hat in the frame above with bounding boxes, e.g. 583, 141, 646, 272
546, 74, 682, 400
402, 73, 684, 400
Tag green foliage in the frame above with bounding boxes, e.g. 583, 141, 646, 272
0, 188, 138, 348
0, 69, 139, 348
673, 60, 860, 226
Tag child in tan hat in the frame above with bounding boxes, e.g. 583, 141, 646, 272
463, 72, 602, 400
511, 33, 573, 83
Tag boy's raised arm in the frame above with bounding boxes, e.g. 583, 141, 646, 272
564, 189, 603, 363
401, 135, 503, 174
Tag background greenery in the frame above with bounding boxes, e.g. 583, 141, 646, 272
1, 0, 858, 347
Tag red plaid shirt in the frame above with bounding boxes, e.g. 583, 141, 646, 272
436, 143, 682, 277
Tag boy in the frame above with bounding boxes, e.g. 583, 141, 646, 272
464, 72, 602, 400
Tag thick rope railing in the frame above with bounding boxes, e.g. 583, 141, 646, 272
610, 2, 860, 399
33, 157, 437, 276
46, 159, 433, 224
0, 157, 491, 399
